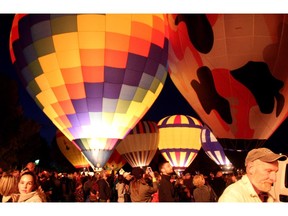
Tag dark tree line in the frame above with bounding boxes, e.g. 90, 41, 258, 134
0, 74, 48, 169
0, 14, 75, 172
0, 73, 76, 172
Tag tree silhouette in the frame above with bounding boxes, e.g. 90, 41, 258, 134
0, 74, 49, 170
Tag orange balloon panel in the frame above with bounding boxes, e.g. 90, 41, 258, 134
10, 14, 168, 167
157, 115, 203, 172
116, 121, 159, 168
103, 149, 127, 171
56, 130, 90, 169
167, 14, 288, 151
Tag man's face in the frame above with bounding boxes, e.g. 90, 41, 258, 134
161, 162, 174, 175
250, 160, 279, 193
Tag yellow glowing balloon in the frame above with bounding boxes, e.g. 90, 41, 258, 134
157, 114, 203, 175
10, 14, 168, 168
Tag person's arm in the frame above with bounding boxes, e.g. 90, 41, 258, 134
147, 173, 158, 194
147, 180, 158, 195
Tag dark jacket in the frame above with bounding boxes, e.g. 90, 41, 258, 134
158, 174, 176, 202
210, 177, 226, 197
97, 178, 111, 201
193, 185, 211, 202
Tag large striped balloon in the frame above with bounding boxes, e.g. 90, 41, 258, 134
56, 130, 90, 169
201, 126, 233, 169
116, 120, 159, 168
10, 14, 168, 168
157, 115, 203, 175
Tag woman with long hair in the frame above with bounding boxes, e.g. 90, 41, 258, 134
12, 171, 46, 202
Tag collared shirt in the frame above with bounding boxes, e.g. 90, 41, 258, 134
218, 175, 275, 202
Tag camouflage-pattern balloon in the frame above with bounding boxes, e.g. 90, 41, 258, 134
167, 14, 288, 152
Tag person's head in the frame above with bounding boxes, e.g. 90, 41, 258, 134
12, 169, 20, 178
193, 174, 205, 188
245, 148, 287, 193
215, 171, 223, 178
99, 170, 108, 180
131, 167, 144, 180
184, 172, 191, 179
159, 161, 174, 176
0, 173, 19, 196
230, 175, 237, 183
117, 174, 124, 183
26, 162, 36, 172
123, 172, 133, 181
18, 171, 38, 194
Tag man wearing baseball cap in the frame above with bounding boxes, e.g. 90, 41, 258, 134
218, 147, 287, 202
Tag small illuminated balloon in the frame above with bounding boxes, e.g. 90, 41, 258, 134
201, 126, 233, 171
10, 14, 168, 168
116, 120, 159, 168
103, 149, 127, 173
157, 115, 203, 175
56, 130, 90, 169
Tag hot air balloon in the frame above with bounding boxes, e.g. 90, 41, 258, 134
157, 114, 203, 176
10, 14, 168, 169
167, 14, 288, 157
56, 130, 91, 169
116, 120, 159, 168
103, 149, 127, 174
201, 126, 234, 173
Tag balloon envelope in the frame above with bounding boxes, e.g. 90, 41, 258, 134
201, 126, 233, 171
157, 115, 203, 174
167, 14, 288, 152
116, 120, 159, 168
10, 14, 168, 168
103, 149, 127, 173
56, 130, 90, 169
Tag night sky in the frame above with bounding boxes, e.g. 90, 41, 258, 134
1, 14, 288, 173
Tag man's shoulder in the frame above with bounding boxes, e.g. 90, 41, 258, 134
218, 175, 255, 202
223, 175, 247, 190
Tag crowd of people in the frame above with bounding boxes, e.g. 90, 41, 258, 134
0, 160, 238, 203
0, 147, 286, 203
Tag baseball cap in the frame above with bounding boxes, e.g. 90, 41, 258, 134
245, 147, 287, 166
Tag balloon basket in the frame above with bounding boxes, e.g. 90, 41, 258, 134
220, 164, 234, 174
174, 169, 184, 177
